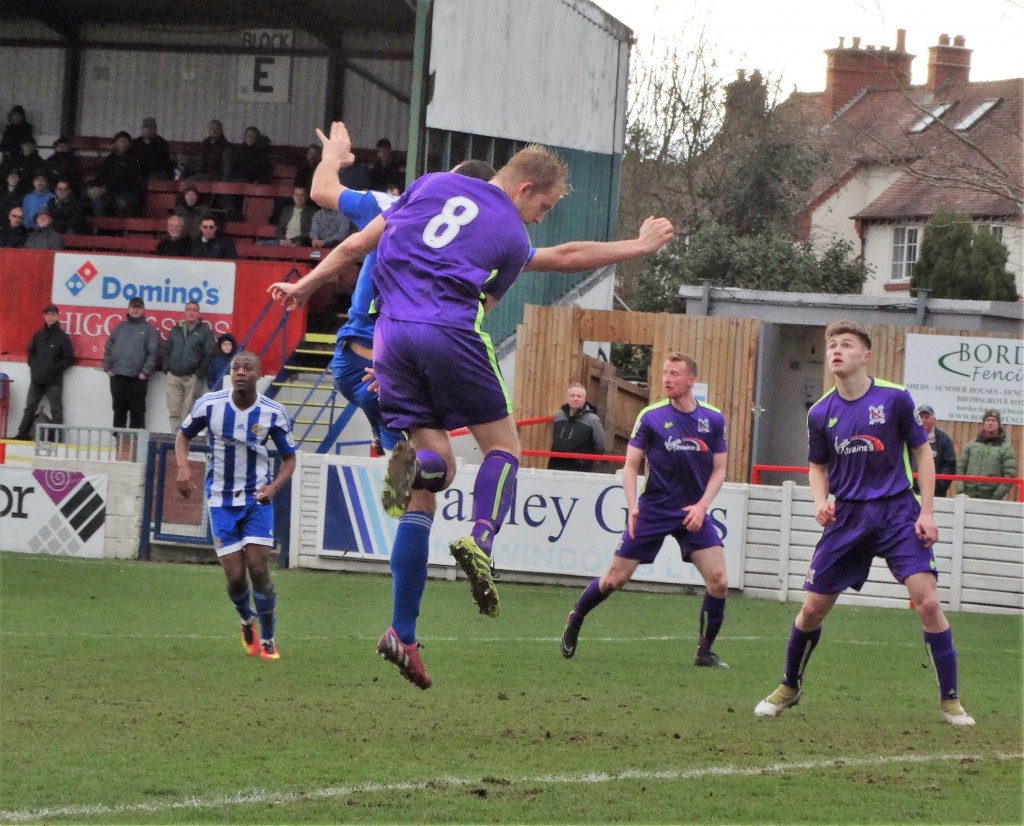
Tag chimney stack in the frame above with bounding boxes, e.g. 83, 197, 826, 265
824, 29, 914, 116
927, 34, 972, 90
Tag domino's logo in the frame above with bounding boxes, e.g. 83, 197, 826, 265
64, 261, 99, 297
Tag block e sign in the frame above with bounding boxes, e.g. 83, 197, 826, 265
238, 29, 292, 103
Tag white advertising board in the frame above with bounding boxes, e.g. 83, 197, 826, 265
316, 458, 747, 588
0, 468, 107, 557
904, 334, 1023, 425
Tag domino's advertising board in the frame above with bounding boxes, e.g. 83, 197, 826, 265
50, 253, 236, 359
318, 458, 746, 587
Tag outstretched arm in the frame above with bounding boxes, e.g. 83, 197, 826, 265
310, 121, 357, 210
268, 215, 385, 311
526, 216, 673, 273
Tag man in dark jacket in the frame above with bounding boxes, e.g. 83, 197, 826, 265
164, 301, 215, 431
912, 405, 957, 497
549, 383, 606, 472
14, 304, 74, 440
156, 215, 193, 257
191, 218, 237, 259
103, 296, 160, 429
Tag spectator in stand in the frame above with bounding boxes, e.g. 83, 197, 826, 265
367, 138, 403, 193
191, 217, 236, 260
273, 186, 316, 246
88, 131, 144, 217
43, 136, 84, 192
957, 409, 1018, 500
1, 169, 28, 226
46, 179, 87, 235
13, 304, 74, 441
309, 203, 350, 249
11, 136, 46, 183
24, 207, 64, 250
132, 117, 174, 180
548, 383, 606, 472
196, 119, 232, 180
912, 405, 957, 498
206, 333, 238, 391
156, 215, 193, 256
1, 106, 34, 160
173, 184, 212, 239
294, 143, 321, 193
0, 206, 28, 248
232, 126, 273, 184
103, 296, 159, 430
22, 172, 54, 228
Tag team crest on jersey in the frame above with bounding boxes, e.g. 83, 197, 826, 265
249, 423, 267, 441
697, 417, 710, 434
868, 404, 886, 425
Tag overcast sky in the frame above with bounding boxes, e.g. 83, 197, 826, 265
593, 0, 1021, 93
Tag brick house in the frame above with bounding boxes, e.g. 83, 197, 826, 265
781, 30, 1022, 297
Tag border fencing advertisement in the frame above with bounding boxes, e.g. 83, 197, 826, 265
0, 468, 107, 557
904, 334, 1024, 425
317, 458, 747, 588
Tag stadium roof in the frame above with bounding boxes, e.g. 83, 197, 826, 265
1, 0, 417, 45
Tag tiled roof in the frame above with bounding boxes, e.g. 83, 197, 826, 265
785, 78, 1022, 223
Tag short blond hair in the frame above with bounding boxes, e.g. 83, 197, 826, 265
666, 352, 698, 376
825, 320, 871, 349
499, 144, 569, 195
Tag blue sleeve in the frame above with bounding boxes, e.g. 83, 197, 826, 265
807, 408, 829, 465
180, 398, 208, 439
337, 189, 383, 230
711, 412, 728, 454
269, 414, 297, 457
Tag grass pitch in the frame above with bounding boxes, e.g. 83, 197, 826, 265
0, 552, 1021, 824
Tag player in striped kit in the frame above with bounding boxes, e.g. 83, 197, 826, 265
175, 350, 297, 661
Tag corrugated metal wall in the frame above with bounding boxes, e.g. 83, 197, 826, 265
1, 20, 66, 142
428, 0, 630, 153
339, 30, 413, 151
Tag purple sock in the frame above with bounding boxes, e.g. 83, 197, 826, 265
413, 449, 448, 493
570, 578, 609, 625
697, 594, 726, 652
470, 450, 519, 556
783, 623, 821, 689
924, 627, 959, 701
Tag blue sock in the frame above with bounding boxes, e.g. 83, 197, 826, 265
253, 585, 277, 642
228, 583, 255, 623
698, 594, 727, 652
413, 450, 448, 492
391, 511, 433, 644
470, 450, 519, 556
924, 627, 960, 701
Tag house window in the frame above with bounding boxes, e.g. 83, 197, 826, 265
891, 226, 918, 280
954, 98, 1002, 131
979, 224, 1004, 243
909, 102, 955, 133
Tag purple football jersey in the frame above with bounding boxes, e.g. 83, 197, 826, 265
807, 378, 928, 501
629, 399, 728, 510
373, 172, 532, 329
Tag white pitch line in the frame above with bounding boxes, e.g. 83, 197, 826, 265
0, 751, 1019, 823
1, 629, 1016, 653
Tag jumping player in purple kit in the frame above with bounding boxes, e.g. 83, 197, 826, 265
175, 350, 297, 661
754, 320, 974, 725
270, 122, 673, 688
559, 353, 731, 667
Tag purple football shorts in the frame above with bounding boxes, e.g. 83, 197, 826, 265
803, 490, 937, 594
614, 506, 723, 564
373, 315, 513, 432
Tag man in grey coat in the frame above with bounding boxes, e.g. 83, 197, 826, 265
549, 383, 607, 472
163, 301, 215, 431
103, 297, 159, 429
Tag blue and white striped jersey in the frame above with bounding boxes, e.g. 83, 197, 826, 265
180, 390, 297, 508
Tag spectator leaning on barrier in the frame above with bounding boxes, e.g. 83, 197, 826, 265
548, 382, 606, 472
13, 304, 74, 441
957, 409, 1018, 500
163, 301, 215, 432
103, 297, 159, 430
912, 405, 957, 497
